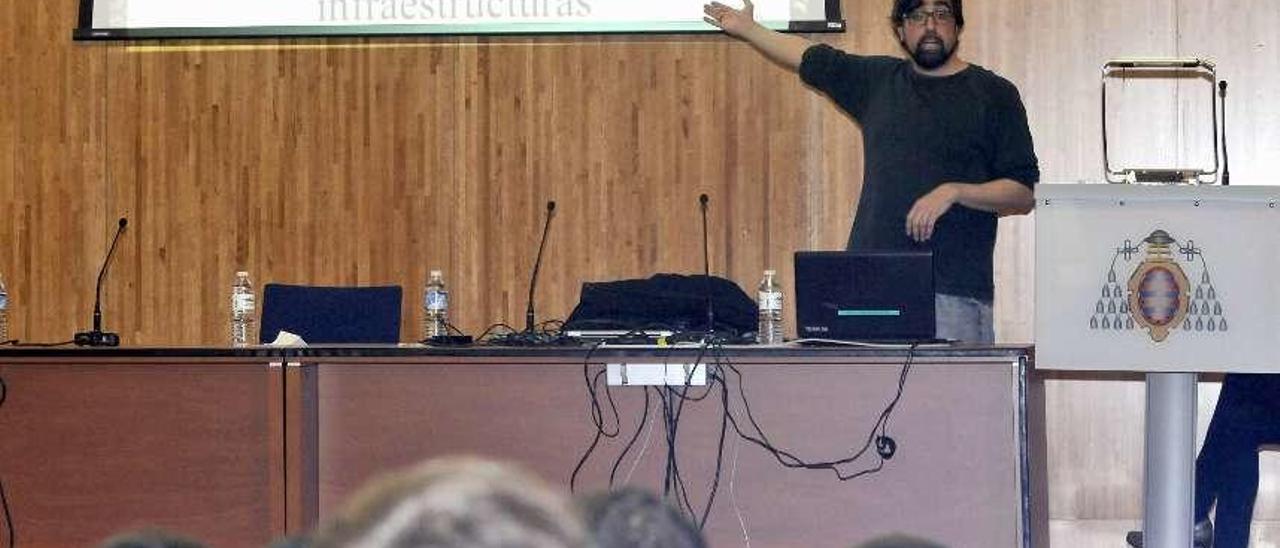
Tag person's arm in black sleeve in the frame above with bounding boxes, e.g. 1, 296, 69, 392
985, 82, 1040, 210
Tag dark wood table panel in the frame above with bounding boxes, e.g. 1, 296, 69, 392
302, 353, 1040, 547
0, 358, 284, 548
0, 347, 1042, 547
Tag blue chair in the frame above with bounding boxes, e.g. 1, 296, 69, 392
258, 284, 403, 344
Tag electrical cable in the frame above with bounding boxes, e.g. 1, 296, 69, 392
5, 340, 75, 347
570, 335, 918, 533
0, 374, 13, 548
720, 345, 917, 481
621, 387, 658, 485
694, 342, 730, 529
608, 384, 650, 489
728, 419, 751, 548
570, 340, 619, 493
476, 323, 519, 343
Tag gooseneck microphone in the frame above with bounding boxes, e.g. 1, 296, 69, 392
525, 201, 556, 334
699, 194, 714, 335
1219, 80, 1230, 186
75, 217, 127, 347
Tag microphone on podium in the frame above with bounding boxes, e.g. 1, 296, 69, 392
525, 201, 556, 334
699, 193, 715, 335
1218, 80, 1230, 186
75, 217, 127, 347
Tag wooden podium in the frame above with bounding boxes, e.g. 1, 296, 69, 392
1036, 183, 1280, 547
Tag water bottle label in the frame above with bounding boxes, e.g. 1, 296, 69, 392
426, 290, 448, 312
234, 293, 255, 312
0, 294, 7, 310
758, 291, 782, 312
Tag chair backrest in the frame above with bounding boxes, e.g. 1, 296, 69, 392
259, 284, 403, 344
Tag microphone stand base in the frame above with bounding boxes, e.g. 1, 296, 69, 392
74, 331, 120, 347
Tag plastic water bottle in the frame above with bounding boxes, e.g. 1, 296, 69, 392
0, 273, 9, 343
423, 270, 449, 340
756, 270, 784, 345
230, 271, 257, 347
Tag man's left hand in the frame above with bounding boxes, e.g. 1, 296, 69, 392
906, 183, 961, 242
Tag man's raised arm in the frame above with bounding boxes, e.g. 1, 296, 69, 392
703, 0, 814, 70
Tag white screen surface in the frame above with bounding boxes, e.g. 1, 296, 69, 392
80, 0, 844, 39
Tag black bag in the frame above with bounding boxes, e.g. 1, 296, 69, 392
564, 274, 758, 337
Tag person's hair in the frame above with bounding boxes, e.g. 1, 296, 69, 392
99, 529, 206, 548
890, 0, 965, 28
854, 533, 949, 548
579, 488, 706, 548
309, 456, 588, 548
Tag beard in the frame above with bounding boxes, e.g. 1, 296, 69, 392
903, 33, 956, 70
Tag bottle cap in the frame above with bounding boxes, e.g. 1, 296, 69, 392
236, 271, 250, 277
764, 269, 776, 276
430, 270, 443, 277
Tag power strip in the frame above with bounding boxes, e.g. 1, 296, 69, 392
606, 363, 707, 386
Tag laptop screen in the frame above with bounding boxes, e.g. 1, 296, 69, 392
793, 251, 936, 342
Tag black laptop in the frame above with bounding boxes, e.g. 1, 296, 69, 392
793, 251, 937, 343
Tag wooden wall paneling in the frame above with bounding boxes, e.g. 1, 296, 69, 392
558, 40, 609, 293
476, 40, 532, 330
595, 39, 655, 284
525, 40, 571, 329
554, 39, 624, 325
675, 39, 731, 277
721, 37, 769, 289
634, 41, 680, 276
10, 2, 108, 345
415, 40, 458, 336
101, 45, 140, 343
758, 56, 810, 322
1021, 0, 1181, 182
111, 45, 230, 345
993, 215, 1034, 342
1044, 375, 1149, 520
0, 0, 15, 310
1176, 0, 1280, 184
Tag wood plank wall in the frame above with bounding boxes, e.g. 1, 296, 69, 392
2, 0, 1278, 545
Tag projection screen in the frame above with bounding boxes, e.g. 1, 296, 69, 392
75, 0, 846, 40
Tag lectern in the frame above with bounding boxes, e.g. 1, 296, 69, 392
1037, 183, 1280, 547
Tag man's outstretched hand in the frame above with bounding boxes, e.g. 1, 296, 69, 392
704, 0, 756, 38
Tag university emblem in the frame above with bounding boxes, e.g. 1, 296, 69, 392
1089, 229, 1227, 343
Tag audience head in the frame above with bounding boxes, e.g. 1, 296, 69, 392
99, 529, 206, 548
855, 533, 949, 548
579, 487, 706, 548
310, 456, 587, 548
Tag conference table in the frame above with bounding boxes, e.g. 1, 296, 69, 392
0, 344, 1043, 547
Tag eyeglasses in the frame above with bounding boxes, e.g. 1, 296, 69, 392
903, 7, 955, 26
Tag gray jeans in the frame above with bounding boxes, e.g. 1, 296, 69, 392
936, 293, 994, 343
